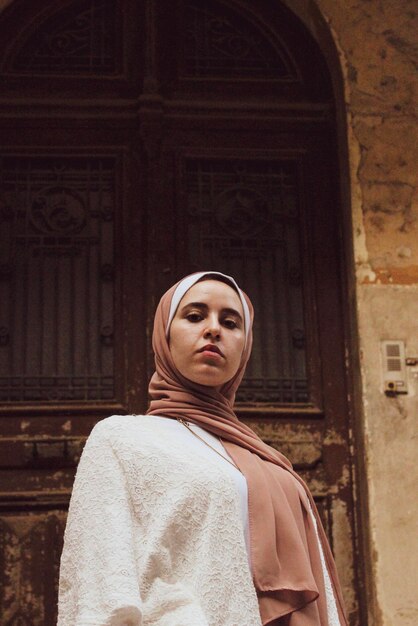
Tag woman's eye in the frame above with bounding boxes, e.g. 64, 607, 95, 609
186, 313, 203, 322
223, 319, 238, 329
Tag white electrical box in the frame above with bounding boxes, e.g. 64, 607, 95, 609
381, 340, 408, 394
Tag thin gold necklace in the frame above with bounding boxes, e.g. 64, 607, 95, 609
177, 418, 241, 473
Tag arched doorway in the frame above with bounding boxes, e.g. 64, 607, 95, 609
0, 1, 363, 624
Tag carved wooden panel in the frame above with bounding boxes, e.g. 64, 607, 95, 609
0, 509, 66, 626
183, 156, 309, 404
8, 0, 119, 75
0, 156, 117, 404
183, 0, 298, 80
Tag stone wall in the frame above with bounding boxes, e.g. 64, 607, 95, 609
312, 2, 418, 625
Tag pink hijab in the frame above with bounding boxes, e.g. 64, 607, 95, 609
147, 272, 347, 626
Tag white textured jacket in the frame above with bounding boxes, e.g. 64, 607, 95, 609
58, 414, 262, 626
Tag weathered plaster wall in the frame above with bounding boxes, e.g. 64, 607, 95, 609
312, 2, 418, 625
357, 286, 418, 626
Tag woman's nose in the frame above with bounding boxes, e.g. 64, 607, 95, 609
203, 316, 221, 339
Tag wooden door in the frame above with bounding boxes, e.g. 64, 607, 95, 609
0, 1, 362, 624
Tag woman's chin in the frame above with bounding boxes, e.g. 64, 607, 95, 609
185, 369, 227, 389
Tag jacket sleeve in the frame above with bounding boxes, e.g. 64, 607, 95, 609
57, 419, 143, 626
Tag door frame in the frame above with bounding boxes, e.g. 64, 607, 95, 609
279, 1, 371, 624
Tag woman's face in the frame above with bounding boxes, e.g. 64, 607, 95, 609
169, 279, 246, 388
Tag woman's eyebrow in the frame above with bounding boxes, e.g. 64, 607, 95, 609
180, 302, 208, 313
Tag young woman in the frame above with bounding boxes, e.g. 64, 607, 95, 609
58, 271, 347, 626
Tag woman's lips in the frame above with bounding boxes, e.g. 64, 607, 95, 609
199, 349, 223, 360
198, 344, 224, 358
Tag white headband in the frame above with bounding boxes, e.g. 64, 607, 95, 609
166, 271, 251, 343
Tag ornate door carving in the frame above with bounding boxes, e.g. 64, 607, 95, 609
0, 156, 117, 404
0, 1, 361, 624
